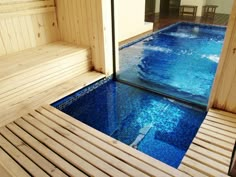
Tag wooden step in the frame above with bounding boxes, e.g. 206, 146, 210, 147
0, 41, 104, 127
0, 71, 105, 127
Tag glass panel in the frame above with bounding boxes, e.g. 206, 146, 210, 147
117, 0, 233, 107
118, 22, 226, 107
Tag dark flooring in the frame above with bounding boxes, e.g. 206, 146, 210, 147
151, 13, 229, 31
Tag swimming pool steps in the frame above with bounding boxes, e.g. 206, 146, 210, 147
130, 125, 152, 148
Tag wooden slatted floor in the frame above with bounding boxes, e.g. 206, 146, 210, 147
179, 109, 236, 177
0, 105, 188, 177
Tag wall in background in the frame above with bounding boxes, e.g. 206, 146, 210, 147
117, 0, 153, 42
206, 0, 233, 14
155, 0, 160, 13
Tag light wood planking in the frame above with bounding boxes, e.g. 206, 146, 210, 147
0, 164, 12, 177
0, 105, 189, 177
209, 0, 236, 113
179, 109, 236, 177
0, 0, 60, 56
44, 105, 189, 177
0, 127, 67, 177
0, 38, 104, 127
0, 69, 104, 127
0, 135, 49, 177
0, 0, 54, 13
0, 148, 30, 177
30, 109, 149, 176
56, 0, 113, 74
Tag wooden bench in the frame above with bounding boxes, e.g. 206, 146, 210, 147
0, 41, 96, 124
202, 5, 218, 19
179, 5, 198, 17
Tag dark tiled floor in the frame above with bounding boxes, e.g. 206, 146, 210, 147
152, 13, 229, 31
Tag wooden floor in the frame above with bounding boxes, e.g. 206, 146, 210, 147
179, 109, 236, 177
0, 105, 188, 177
121, 13, 229, 46
150, 13, 229, 31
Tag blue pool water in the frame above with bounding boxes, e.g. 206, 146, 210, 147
118, 22, 226, 106
53, 79, 206, 168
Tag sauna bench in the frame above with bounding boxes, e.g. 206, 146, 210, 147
0, 41, 91, 80
0, 41, 101, 127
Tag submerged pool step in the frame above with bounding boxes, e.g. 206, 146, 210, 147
130, 125, 152, 149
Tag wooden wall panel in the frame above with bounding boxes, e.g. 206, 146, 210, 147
0, 0, 60, 56
209, 0, 236, 113
56, 0, 113, 74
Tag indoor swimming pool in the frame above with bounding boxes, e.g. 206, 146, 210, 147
118, 22, 226, 107
53, 79, 206, 168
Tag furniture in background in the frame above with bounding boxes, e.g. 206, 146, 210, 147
202, 5, 218, 19
179, 5, 198, 17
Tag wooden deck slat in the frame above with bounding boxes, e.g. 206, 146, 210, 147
200, 123, 236, 139
178, 164, 208, 177
208, 111, 236, 123
0, 148, 30, 177
203, 119, 236, 133
206, 115, 236, 128
44, 105, 188, 177
193, 138, 232, 158
189, 143, 231, 166
182, 156, 229, 177
209, 108, 236, 120
179, 109, 235, 177
33, 108, 147, 177
196, 132, 233, 151
0, 127, 67, 177
0, 135, 49, 177
186, 149, 229, 174
15, 117, 108, 177
0, 164, 12, 177
6, 123, 87, 177
198, 127, 235, 144
23, 113, 130, 177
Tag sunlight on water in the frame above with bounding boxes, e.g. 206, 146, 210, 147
201, 54, 220, 62
166, 32, 197, 38
131, 45, 172, 53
